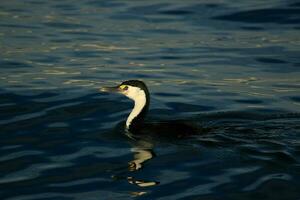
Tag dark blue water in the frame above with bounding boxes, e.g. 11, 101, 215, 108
1, 0, 300, 199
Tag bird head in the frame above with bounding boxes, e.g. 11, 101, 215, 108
101, 80, 149, 102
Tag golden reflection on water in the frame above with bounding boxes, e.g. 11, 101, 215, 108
111, 134, 159, 196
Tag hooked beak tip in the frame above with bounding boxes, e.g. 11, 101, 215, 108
100, 87, 108, 92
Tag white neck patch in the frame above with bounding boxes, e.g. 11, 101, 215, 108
124, 86, 147, 129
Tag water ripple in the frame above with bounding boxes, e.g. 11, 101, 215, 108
1, 0, 300, 199
243, 173, 292, 191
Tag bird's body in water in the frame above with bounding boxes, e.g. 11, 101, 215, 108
101, 80, 208, 138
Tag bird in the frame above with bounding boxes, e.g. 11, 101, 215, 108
100, 80, 209, 138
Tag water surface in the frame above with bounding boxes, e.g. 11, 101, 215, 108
1, 0, 300, 199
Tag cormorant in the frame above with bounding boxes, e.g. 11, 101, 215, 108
101, 80, 207, 138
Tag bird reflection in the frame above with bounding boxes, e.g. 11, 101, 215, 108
128, 146, 154, 171
125, 132, 159, 188
110, 131, 159, 196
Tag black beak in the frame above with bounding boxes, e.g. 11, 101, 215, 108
100, 86, 120, 93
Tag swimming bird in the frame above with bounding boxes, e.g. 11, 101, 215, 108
101, 80, 207, 138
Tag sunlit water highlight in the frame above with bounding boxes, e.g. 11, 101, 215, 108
0, 0, 300, 199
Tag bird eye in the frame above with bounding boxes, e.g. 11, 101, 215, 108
120, 85, 128, 91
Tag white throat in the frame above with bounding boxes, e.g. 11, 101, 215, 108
125, 87, 147, 129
